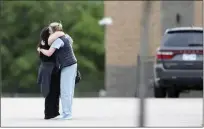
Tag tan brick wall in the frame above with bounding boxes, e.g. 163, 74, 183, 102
104, 1, 143, 66
149, 1, 161, 56
105, 1, 162, 66
194, 1, 202, 26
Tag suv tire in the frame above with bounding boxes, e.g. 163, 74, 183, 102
167, 87, 180, 98
154, 83, 166, 98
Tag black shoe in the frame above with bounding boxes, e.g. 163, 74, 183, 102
44, 112, 60, 120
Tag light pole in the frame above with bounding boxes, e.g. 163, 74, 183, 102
98, 16, 112, 97
138, 1, 152, 127
98, 17, 113, 26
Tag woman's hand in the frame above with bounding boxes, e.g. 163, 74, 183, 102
37, 47, 41, 53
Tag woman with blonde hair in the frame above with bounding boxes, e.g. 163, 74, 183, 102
37, 22, 77, 120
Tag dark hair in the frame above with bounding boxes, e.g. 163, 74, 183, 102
37, 27, 50, 49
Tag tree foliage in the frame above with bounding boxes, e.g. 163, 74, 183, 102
1, 1, 105, 95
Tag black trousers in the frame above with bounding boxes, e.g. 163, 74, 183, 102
44, 67, 60, 118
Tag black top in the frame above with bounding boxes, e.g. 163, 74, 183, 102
37, 27, 59, 97
39, 42, 56, 63
38, 26, 56, 63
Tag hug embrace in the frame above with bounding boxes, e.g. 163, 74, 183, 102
37, 22, 81, 120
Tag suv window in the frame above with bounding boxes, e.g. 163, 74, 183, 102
162, 31, 203, 47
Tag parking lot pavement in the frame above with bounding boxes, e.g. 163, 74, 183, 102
1, 98, 203, 127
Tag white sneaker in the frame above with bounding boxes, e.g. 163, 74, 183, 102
60, 114, 72, 120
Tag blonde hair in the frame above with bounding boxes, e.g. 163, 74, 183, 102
49, 22, 63, 32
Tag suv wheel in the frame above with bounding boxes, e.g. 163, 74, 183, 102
154, 83, 166, 98
167, 87, 180, 98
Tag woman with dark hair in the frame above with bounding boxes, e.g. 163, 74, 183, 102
37, 27, 60, 119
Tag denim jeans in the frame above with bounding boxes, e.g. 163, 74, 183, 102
60, 63, 77, 116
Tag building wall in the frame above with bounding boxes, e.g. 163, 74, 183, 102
104, 1, 202, 97
104, 1, 143, 97
161, 1, 194, 34
194, 1, 203, 26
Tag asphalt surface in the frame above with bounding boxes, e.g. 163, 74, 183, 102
1, 98, 203, 127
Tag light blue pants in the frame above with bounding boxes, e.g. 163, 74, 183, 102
60, 63, 77, 116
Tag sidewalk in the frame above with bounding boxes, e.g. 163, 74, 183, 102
1, 98, 202, 127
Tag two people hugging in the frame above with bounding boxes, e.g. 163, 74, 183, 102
37, 22, 81, 120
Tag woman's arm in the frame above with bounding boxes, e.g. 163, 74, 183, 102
38, 47, 56, 57
38, 38, 64, 57
48, 31, 65, 46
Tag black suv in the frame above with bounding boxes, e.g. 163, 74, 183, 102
153, 27, 203, 98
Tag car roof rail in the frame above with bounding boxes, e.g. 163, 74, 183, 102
165, 27, 203, 34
